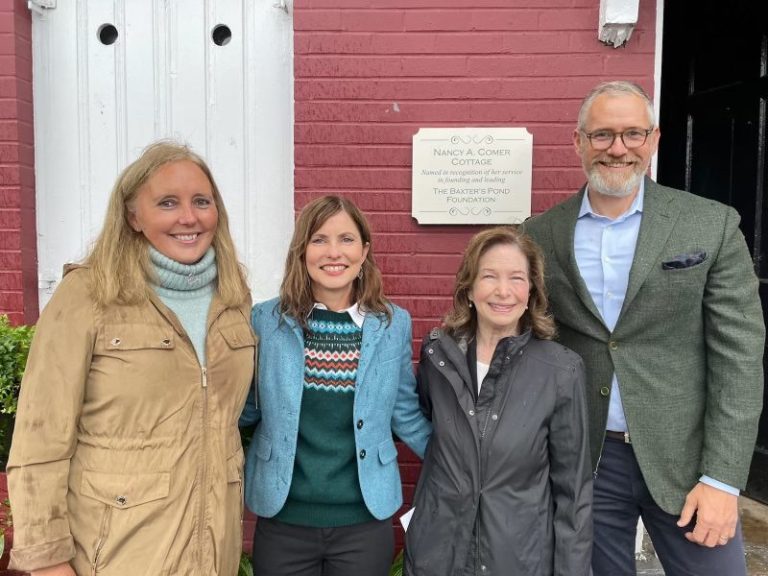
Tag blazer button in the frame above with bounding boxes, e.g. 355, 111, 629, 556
600, 386, 610, 397
356, 419, 364, 430
608, 341, 618, 351
438, 361, 445, 366
359, 449, 366, 459
468, 409, 475, 416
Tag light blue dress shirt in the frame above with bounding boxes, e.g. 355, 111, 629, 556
574, 182, 737, 495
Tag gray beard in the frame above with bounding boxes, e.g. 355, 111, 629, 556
586, 166, 644, 198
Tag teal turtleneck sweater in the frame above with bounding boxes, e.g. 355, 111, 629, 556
150, 247, 217, 364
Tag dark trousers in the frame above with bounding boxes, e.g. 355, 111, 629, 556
592, 436, 747, 576
251, 516, 394, 576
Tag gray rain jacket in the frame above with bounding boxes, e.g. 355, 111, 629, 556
404, 329, 592, 576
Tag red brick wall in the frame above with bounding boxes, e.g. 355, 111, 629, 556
0, 0, 659, 558
293, 0, 657, 549
0, 0, 35, 326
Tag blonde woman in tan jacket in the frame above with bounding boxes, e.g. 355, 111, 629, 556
7, 141, 256, 576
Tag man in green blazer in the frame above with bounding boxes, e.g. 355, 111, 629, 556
523, 81, 764, 576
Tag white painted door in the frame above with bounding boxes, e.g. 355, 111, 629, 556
31, 0, 294, 309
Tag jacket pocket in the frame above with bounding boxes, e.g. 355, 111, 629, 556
102, 324, 176, 351
378, 438, 398, 465
80, 471, 170, 574
219, 323, 258, 350
81, 470, 170, 508
228, 451, 244, 501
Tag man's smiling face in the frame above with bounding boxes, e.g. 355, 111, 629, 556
574, 93, 659, 199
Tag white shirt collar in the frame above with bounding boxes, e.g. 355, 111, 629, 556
311, 302, 366, 328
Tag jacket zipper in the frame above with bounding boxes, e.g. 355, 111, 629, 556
91, 506, 113, 576
476, 378, 494, 575
474, 353, 515, 574
198, 365, 208, 566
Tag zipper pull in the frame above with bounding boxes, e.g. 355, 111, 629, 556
201, 366, 208, 388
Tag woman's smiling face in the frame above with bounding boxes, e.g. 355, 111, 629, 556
128, 160, 218, 264
304, 210, 369, 310
469, 242, 530, 337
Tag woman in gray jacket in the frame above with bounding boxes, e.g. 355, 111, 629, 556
405, 226, 592, 576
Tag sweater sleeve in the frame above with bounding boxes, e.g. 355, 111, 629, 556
7, 270, 94, 572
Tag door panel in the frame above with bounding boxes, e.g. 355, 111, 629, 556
31, 1, 295, 307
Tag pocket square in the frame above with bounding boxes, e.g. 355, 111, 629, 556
661, 251, 707, 270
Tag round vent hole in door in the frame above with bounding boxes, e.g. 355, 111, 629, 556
98, 24, 118, 45
212, 24, 232, 46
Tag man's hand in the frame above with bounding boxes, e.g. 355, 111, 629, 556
677, 482, 738, 547
31, 563, 77, 576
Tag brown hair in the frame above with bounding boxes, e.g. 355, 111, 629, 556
84, 139, 249, 307
279, 195, 391, 326
444, 226, 555, 340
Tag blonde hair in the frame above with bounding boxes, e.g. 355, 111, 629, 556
444, 226, 555, 340
279, 195, 391, 326
84, 139, 249, 307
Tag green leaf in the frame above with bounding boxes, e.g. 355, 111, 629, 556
238, 552, 254, 576
390, 549, 404, 576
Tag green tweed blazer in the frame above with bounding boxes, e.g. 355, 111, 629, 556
523, 178, 765, 514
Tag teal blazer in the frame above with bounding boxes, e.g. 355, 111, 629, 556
240, 298, 431, 520
523, 178, 765, 514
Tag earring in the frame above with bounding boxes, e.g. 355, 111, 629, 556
358, 268, 363, 280
469, 301, 473, 308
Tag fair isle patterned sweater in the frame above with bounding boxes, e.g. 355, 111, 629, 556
275, 307, 374, 527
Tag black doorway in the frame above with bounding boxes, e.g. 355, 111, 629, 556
657, 0, 768, 502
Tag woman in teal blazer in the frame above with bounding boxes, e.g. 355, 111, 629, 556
240, 195, 431, 576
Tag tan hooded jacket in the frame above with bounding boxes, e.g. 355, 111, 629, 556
7, 266, 257, 575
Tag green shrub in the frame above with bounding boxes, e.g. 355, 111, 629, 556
0, 498, 11, 558
238, 552, 253, 576
0, 315, 35, 464
390, 549, 404, 576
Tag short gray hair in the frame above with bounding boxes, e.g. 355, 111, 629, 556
577, 81, 656, 130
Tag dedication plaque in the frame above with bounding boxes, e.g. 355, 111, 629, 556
412, 127, 533, 225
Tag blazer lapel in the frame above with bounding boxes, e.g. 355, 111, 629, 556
356, 313, 386, 389
280, 312, 308, 405
283, 313, 305, 345
620, 178, 680, 315
549, 188, 605, 324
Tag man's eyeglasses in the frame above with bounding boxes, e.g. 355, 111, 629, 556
580, 128, 654, 150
